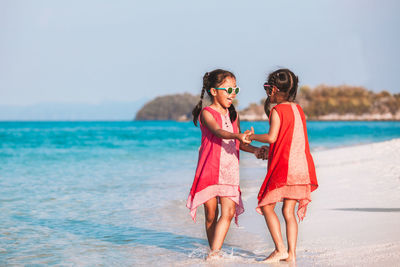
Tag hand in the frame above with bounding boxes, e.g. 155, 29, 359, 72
243, 127, 255, 142
259, 145, 269, 160
254, 147, 262, 159
254, 146, 269, 160
243, 130, 252, 142
238, 132, 251, 144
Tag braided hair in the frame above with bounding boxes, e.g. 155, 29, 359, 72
192, 69, 237, 126
263, 68, 299, 117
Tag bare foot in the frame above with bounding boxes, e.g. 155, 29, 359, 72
281, 252, 296, 262
262, 250, 289, 263
206, 250, 222, 261
281, 257, 295, 262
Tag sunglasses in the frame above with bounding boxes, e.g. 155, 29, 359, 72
214, 87, 240, 95
263, 83, 280, 96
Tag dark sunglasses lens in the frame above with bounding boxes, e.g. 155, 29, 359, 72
225, 87, 240, 94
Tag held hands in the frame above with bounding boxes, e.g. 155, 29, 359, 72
245, 126, 255, 142
239, 126, 254, 145
244, 126, 269, 160
238, 132, 252, 144
237, 127, 254, 145
238, 126, 268, 160
254, 145, 269, 160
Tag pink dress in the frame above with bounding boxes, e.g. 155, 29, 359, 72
186, 106, 244, 225
256, 103, 318, 221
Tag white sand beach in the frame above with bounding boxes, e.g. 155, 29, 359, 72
177, 138, 400, 266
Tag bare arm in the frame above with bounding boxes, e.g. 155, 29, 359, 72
236, 116, 258, 153
200, 109, 250, 144
240, 142, 258, 153
249, 109, 280, 144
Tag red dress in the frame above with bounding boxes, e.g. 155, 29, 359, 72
256, 103, 318, 221
186, 106, 244, 225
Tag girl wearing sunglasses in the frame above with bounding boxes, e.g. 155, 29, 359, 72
246, 68, 318, 263
187, 69, 267, 259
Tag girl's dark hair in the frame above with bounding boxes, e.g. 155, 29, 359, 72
192, 69, 237, 126
263, 68, 299, 117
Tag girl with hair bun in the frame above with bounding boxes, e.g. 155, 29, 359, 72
247, 68, 318, 263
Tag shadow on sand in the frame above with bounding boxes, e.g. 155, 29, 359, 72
12, 215, 257, 259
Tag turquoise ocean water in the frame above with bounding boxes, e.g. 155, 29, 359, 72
1, 121, 400, 265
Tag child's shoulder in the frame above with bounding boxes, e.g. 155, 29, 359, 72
274, 102, 302, 110
201, 106, 217, 116
273, 103, 304, 116
200, 106, 220, 120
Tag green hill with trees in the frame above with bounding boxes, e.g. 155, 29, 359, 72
135, 93, 200, 121
298, 85, 400, 119
135, 86, 400, 121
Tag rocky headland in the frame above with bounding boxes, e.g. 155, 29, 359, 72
135, 85, 400, 121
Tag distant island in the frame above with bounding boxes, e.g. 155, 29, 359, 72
135, 93, 200, 121
135, 86, 400, 121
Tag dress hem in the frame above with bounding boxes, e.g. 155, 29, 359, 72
186, 184, 244, 225
256, 184, 312, 221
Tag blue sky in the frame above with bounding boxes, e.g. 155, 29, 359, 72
1, 0, 399, 111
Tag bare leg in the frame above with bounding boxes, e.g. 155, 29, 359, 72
261, 203, 288, 262
203, 198, 218, 248
210, 197, 235, 251
282, 199, 298, 262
